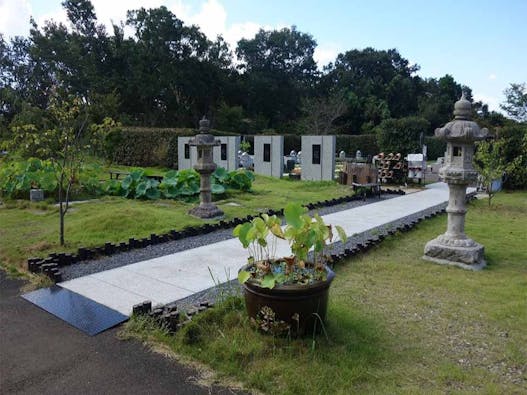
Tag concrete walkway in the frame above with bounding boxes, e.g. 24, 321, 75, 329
60, 182, 456, 315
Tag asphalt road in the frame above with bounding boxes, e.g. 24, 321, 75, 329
0, 270, 245, 395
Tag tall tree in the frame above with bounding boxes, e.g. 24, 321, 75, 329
236, 26, 318, 129
321, 48, 420, 133
501, 83, 527, 122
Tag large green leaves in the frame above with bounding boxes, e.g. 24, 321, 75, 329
104, 166, 252, 202
284, 202, 306, 229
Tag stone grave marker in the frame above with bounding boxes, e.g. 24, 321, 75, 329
254, 136, 284, 178
177, 136, 198, 170
212, 136, 240, 171
301, 135, 336, 181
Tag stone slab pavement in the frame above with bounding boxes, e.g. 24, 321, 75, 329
0, 270, 246, 395
59, 182, 462, 316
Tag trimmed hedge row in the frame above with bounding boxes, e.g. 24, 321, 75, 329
105, 127, 239, 168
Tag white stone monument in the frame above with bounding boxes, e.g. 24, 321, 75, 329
301, 135, 336, 181
213, 136, 240, 171
177, 136, 197, 170
254, 136, 284, 178
423, 94, 488, 270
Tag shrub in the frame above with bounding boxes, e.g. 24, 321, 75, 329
104, 167, 254, 200
0, 158, 102, 200
0, 158, 57, 199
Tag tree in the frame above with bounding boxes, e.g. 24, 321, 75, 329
236, 26, 318, 129
320, 48, 421, 133
474, 139, 505, 206
296, 90, 347, 134
501, 83, 527, 122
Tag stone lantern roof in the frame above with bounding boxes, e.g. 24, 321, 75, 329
435, 93, 489, 143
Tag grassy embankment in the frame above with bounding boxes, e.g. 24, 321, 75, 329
0, 165, 351, 273
122, 191, 527, 394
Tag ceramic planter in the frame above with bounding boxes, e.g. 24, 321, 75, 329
240, 263, 335, 335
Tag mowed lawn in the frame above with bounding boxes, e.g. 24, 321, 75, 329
0, 174, 351, 271
123, 191, 527, 394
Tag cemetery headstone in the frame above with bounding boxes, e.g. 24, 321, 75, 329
213, 136, 240, 171
254, 136, 284, 178
301, 135, 336, 181
177, 136, 197, 170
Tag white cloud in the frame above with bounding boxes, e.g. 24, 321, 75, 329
488, 73, 497, 80
473, 93, 501, 112
314, 43, 340, 69
0, 0, 32, 38
36, 8, 68, 29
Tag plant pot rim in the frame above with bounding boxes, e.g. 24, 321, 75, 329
239, 262, 335, 294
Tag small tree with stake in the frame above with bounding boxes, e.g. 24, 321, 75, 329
43, 94, 91, 245
10, 91, 90, 245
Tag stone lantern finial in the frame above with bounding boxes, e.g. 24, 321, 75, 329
453, 93, 472, 120
199, 116, 210, 132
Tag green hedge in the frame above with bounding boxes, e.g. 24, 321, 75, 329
105, 127, 238, 168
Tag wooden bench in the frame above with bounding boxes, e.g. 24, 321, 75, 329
109, 170, 129, 180
109, 170, 163, 182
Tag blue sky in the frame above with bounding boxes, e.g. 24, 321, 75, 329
2, 0, 526, 112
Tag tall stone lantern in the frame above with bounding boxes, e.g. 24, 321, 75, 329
188, 117, 224, 219
423, 94, 488, 270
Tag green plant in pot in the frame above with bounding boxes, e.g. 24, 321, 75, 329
234, 202, 347, 335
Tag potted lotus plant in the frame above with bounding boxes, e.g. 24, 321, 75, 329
234, 202, 347, 335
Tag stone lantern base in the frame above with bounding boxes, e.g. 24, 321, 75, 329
188, 203, 224, 219
423, 235, 486, 271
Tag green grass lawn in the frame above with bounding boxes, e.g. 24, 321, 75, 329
122, 191, 527, 394
0, 174, 351, 271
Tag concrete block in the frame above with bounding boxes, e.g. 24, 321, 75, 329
212, 136, 240, 171
301, 136, 336, 181
177, 137, 198, 170
254, 136, 283, 178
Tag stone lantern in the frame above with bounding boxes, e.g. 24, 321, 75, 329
423, 94, 488, 270
188, 117, 224, 219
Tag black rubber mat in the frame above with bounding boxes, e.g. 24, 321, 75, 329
22, 285, 128, 336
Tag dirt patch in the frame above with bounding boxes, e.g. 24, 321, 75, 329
25, 240, 53, 254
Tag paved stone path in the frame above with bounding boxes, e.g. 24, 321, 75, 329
58, 182, 461, 315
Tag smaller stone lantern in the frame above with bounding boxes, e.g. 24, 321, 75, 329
188, 117, 224, 219
423, 94, 488, 270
